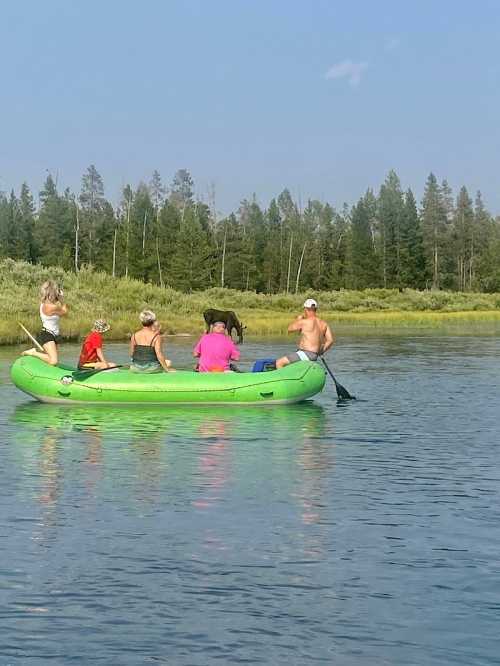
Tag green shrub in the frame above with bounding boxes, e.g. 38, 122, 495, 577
3, 259, 500, 344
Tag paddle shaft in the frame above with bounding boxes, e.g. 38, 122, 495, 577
320, 356, 355, 400
73, 365, 123, 380
18, 322, 44, 352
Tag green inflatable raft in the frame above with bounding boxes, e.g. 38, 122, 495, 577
11, 357, 326, 405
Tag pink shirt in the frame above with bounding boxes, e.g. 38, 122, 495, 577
193, 332, 240, 372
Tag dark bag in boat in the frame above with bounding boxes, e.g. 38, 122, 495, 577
252, 358, 276, 373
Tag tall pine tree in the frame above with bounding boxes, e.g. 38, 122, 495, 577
79, 164, 106, 266
348, 196, 378, 289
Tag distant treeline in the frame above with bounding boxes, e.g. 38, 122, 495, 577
2, 258, 500, 347
1, 166, 500, 293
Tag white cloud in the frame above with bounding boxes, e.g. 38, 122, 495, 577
325, 60, 369, 87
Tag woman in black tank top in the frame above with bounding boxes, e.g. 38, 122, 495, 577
129, 310, 173, 373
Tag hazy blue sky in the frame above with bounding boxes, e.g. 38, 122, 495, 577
1, 0, 500, 214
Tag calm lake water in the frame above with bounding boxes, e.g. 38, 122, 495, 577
1, 336, 499, 665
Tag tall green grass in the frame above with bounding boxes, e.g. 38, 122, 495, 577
2, 258, 500, 345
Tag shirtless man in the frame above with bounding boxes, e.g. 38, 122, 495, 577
275, 298, 334, 368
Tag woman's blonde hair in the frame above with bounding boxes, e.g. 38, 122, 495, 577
40, 280, 63, 303
139, 309, 156, 327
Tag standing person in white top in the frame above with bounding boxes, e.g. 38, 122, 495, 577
22, 281, 68, 366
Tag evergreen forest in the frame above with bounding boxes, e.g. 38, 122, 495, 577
1, 166, 500, 294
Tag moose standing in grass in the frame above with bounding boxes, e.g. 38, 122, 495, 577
203, 309, 246, 344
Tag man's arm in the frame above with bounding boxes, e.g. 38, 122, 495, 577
321, 324, 335, 354
287, 316, 304, 333
229, 341, 240, 361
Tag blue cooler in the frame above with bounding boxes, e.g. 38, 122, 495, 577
252, 358, 276, 372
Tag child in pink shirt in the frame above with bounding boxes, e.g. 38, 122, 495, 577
193, 321, 240, 372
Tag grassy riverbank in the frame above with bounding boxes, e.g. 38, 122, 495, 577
2, 259, 500, 345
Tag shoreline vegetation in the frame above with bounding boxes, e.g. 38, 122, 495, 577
2, 259, 500, 346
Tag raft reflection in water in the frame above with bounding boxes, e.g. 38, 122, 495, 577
12, 401, 328, 441
11, 402, 334, 551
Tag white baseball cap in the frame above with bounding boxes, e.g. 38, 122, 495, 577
303, 298, 318, 308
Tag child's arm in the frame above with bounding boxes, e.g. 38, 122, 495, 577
96, 347, 107, 364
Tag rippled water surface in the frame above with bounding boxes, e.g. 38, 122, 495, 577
1, 336, 499, 665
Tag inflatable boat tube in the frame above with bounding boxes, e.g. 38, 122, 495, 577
11, 357, 326, 405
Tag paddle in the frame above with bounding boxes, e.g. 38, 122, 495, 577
72, 365, 123, 381
18, 322, 44, 352
320, 356, 355, 400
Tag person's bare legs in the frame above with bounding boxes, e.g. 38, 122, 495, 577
92, 361, 117, 370
22, 341, 58, 366
275, 355, 290, 369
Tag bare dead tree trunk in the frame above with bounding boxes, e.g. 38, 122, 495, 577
221, 225, 227, 288
469, 228, 475, 290
75, 203, 80, 272
433, 233, 438, 289
286, 233, 294, 294
142, 211, 147, 258
125, 198, 131, 279
279, 218, 284, 290
382, 229, 387, 288
112, 227, 117, 278
155, 208, 163, 288
156, 235, 164, 288
89, 178, 95, 266
295, 242, 307, 293
208, 182, 218, 235
396, 219, 401, 288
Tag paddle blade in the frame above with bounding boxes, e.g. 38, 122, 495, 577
320, 357, 355, 400
334, 379, 355, 401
